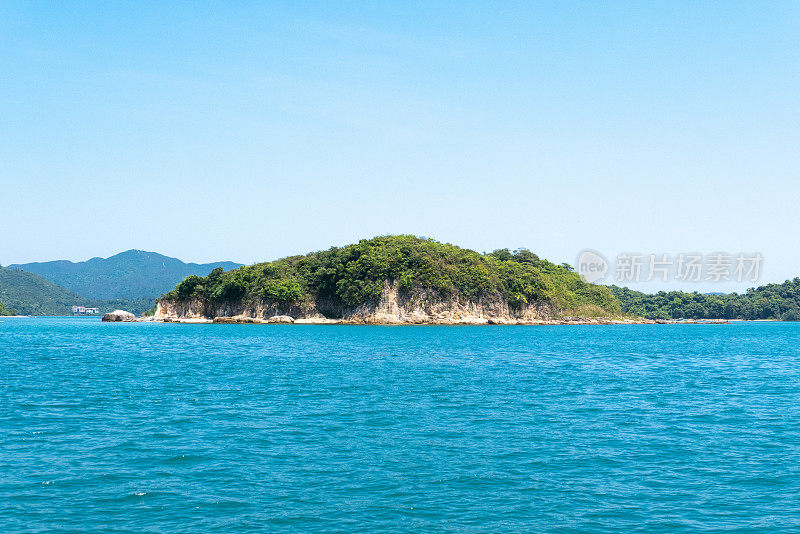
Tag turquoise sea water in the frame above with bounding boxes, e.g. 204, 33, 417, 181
2, 317, 800, 532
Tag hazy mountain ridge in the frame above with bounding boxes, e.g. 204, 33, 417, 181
0, 265, 163, 316
9, 250, 242, 300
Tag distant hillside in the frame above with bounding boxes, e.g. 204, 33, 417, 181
612, 278, 800, 321
8, 250, 242, 300
0, 266, 84, 315
0, 265, 172, 316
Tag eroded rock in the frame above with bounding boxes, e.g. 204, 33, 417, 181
102, 310, 136, 322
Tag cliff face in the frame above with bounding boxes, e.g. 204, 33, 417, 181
155, 280, 558, 324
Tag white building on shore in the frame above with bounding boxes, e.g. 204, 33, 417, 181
72, 306, 100, 315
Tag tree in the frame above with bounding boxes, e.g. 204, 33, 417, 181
490, 249, 513, 262
175, 275, 203, 298
513, 249, 539, 264
782, 308, 800, 321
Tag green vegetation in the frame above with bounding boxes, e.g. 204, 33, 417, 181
8, 250, 241, 300
0, 266, 82, 315
3, 249, 239, 315
164, 235, 620, 316
13, 236, 800, 321
612, 278, 800, 320
0, 266, 156, 316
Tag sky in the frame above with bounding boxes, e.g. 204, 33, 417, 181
2, 1, 799, 292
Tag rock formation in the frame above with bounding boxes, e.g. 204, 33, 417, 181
102, 310, 136, 322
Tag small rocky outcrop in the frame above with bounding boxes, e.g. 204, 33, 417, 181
102, 310, 136, 322
268, 315, 295, 324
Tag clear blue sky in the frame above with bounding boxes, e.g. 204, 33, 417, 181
2, 1, 799, 291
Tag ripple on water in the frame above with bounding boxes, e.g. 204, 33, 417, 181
2, 318, 800, 532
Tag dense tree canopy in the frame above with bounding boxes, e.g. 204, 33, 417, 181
612, 278, 800, 320
164, 235, 620, 315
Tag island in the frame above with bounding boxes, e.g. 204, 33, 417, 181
153, 235, 629, 325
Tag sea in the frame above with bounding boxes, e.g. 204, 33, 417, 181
2, 317, 799, 532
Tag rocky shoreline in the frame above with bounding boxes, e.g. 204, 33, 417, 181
147, 285, 731, 325
134, 314, 730, 326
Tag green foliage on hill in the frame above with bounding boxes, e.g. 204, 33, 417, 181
0, 266, 156, 316
8, 250, 241, 300
612, 278, 800, 320
165, 235, 620, 315
0, 266, 83, 315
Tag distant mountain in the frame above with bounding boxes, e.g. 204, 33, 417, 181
0, 266, 83, 315
8, 250, 242, 300
0, 265, 157, 316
